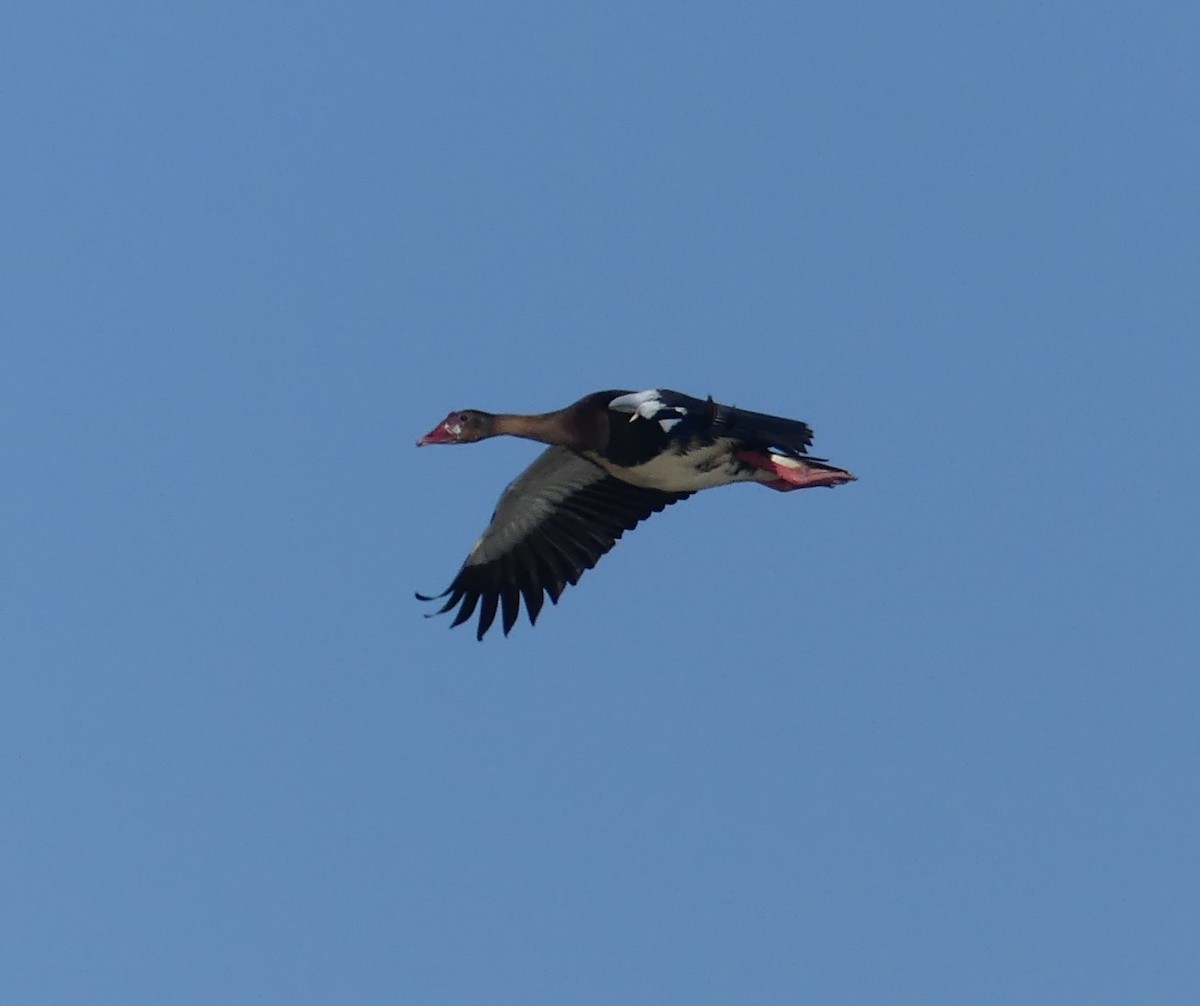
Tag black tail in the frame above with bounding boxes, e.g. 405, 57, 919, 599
711, 403, 815, 457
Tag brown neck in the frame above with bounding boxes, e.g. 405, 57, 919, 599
492, 412, 567, 445
491, 405, 604, 451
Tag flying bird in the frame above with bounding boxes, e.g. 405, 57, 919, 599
417, 388, 855, 639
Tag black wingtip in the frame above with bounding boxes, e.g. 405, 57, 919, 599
418, 586, 467, 620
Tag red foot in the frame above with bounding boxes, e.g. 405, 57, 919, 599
736, 450, 856, 492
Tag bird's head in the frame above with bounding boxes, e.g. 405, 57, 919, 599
416, 409, 495, 446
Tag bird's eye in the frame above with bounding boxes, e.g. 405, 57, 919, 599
459, 413, 471, 424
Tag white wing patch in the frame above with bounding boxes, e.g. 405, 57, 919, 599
609, 389, 661, 415
609, 389, 688, 433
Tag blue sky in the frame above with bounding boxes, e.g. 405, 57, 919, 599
4, 2, 1198, 1002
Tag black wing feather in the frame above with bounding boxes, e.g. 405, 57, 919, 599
475, 592, 500, 641
661, 390, 816, 457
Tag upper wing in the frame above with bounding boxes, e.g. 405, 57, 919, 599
418, 446, 691, 639
608, 388, 815, 458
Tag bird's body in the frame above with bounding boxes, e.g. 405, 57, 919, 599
417, 388, 854, 639
585, 438, 760, 492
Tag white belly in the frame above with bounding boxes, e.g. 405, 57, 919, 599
586, 441, 768, 492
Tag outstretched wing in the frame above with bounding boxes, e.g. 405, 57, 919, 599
418, 446, 691, 639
